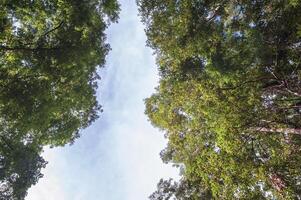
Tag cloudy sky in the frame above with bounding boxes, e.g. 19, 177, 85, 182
27, 1, 178, 200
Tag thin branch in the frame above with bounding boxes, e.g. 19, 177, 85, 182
0, 45, 60, 51
41, 21, 64, 38
0, 21, 64, 51
21, 21, 64, 46
250, 127, 301, 135
220, 77, 272, 90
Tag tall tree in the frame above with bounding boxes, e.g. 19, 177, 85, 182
0, 134, 47, 200
0, 0, 120, 146
139, 0, 301, 199
0, 0, 119, 198
149, 178, 212, 200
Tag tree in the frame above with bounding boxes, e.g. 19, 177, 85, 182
0, 0, 120, 146
149, 178, 212, 200
139, 0, 301, 199
0, 134, 47, 200
0, 1, 120, 198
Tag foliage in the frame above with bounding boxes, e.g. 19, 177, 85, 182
0, 134, 46, 200
138, 0, 301, 199
149, 178, 212, 200
0, 0, 119, 198
0, 0, 120, 146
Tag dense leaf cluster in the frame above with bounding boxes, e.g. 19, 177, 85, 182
0, 0, 119, 199
138, 0, 301, 199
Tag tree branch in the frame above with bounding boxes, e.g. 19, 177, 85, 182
41, 21, 64, 38
0, 21, 64, 51
0, 45, 60, 51
250, 127, 301, 135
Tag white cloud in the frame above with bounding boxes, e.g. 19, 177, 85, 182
27, 149, 69, 200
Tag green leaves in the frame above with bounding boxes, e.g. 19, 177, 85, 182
140, 0, 301, 199
0, 0, 120, 146
0, 0, 119, 198
0, 135, 47, 200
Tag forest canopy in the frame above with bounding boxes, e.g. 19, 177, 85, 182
0, 0, 119, 199
1, 0, 301, 199
138, 0, 301, 199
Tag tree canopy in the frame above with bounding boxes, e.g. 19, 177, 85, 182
0, 135, 46, 200
149, 178, 212, 200
0, 0, 120, 146
138, 0, 301, 199
0, 0, 119, 198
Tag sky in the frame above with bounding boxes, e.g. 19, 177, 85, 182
26, 1, 178, 200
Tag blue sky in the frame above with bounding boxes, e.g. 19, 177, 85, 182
27, 1, 178, 199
